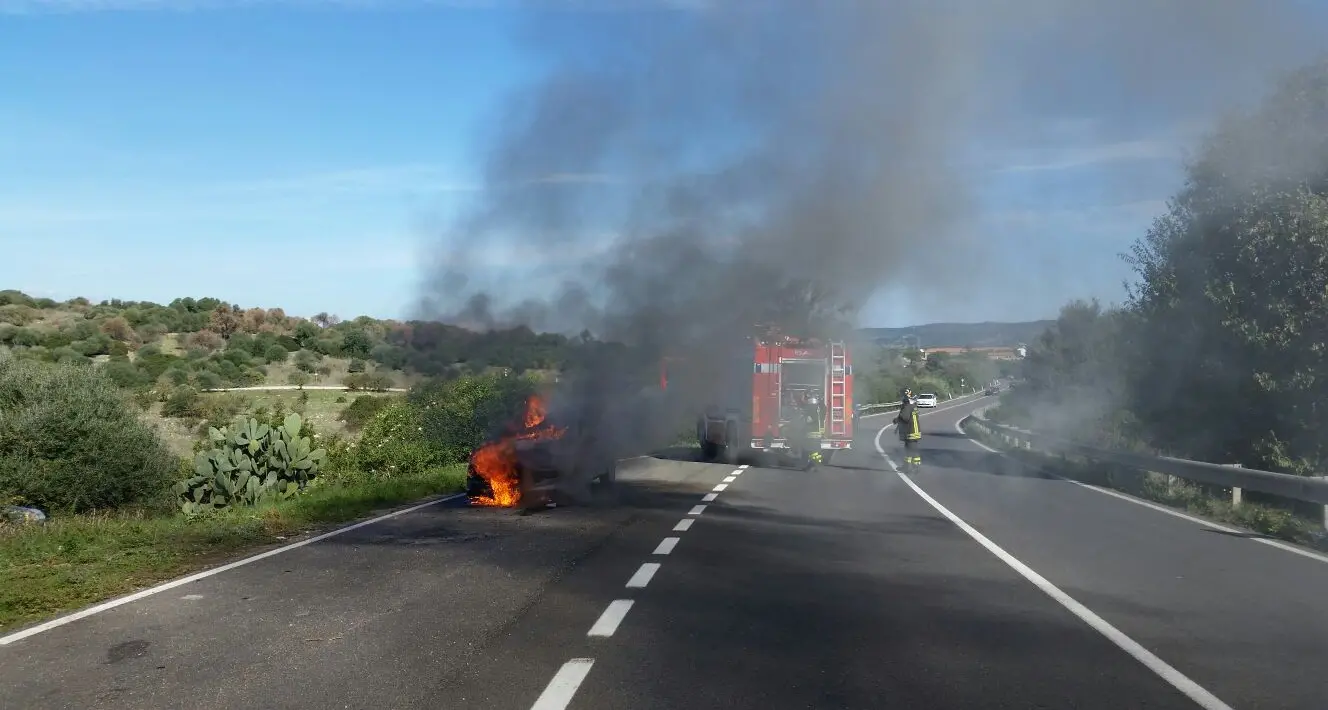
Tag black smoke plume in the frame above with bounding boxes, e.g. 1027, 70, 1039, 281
418, 0, 1325, 456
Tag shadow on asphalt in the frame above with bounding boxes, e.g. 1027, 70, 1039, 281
917, 447, 1054, 480
1204, 528, 1280, 541
647, 446, 704, 463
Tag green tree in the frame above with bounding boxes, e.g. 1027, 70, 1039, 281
1123, 58, 1328, 472
341, 329, 373, 359
264, 344, 289, 364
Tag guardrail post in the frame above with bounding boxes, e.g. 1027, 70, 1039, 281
1226, 464, 1243, 506
1320, 476, 1328, 531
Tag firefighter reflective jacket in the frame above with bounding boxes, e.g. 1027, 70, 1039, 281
894, 400, 921, 441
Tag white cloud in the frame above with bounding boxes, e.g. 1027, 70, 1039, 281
989, 140, 1180, 174
986, 198, 1168, 237
206, 164, 479, 197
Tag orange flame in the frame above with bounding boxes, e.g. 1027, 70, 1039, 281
469, 394, 566, 507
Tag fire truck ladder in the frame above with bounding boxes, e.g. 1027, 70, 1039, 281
829, 340, 847, 437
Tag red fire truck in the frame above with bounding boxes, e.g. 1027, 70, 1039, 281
665, 334, 854, 466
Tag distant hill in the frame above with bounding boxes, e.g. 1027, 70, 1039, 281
856, 320, 1053, 349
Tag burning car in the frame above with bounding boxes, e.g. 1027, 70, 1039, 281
466, 393, 618, 509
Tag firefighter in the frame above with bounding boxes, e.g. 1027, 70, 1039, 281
785, 393, 821, 469
893, 387, 922, 470
807, 392, 826, 434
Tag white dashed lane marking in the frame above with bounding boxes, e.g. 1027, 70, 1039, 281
530, 658, 596, 710
531, 463, 743, 708
626, 563, 661, 589
587, 600, 635, 638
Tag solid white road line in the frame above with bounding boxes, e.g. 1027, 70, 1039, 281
674, 518, 695, 532
885, 454, 1233, 710
0, 492, 467, 647
871, 395, 988, 460
626, 562, 661, 588
587, 600, 635, 638
702, 493, 718, 502
952, 416, 1328, 566
653, 537, 680, 555
530, 658, 596, 710
689, 504, 707, 515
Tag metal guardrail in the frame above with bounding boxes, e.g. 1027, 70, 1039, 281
963, 407, 1328, 528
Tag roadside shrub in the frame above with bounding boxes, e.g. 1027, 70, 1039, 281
351, 400, 442, 477
195, 370, 223, 390
194, 393, 251, 433
410, 373, 538, 465
103, 358, 150, 388
339, 394, 392, 431
344, 372, 393, 391
8, 327, 40, 347
909, 375, 952, 400
164, 367, 191, 385
162, 385, 203, 418
0, 356, 179, 512
0, 304, 39, 326
48, 346, 89, 366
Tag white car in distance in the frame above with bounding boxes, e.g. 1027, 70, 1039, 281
915, 393, 938, 408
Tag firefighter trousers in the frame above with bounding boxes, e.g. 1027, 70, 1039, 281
902, 438, 921, 467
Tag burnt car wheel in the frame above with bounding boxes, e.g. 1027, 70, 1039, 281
596, 463, 617, 486
465, 469, 492, 499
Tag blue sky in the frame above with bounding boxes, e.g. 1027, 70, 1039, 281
0, 1, 1298, 327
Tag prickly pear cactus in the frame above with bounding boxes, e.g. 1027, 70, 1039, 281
176, 413, 327, 515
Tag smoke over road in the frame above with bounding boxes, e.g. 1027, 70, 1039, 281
416, 0, 1324, 456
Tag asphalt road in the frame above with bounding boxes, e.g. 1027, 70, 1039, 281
4, 394, 1328, 709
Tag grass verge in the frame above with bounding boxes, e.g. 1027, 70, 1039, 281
962, 418, 1328, 551
0, 464, 466, 634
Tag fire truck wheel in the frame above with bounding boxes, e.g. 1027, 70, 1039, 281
700, 438, 719, 461
722, 423, 741, 465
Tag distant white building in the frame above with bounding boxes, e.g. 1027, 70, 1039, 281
1015, 344, 1027, 358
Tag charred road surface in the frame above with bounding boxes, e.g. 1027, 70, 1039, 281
5, 396, 1328, 709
